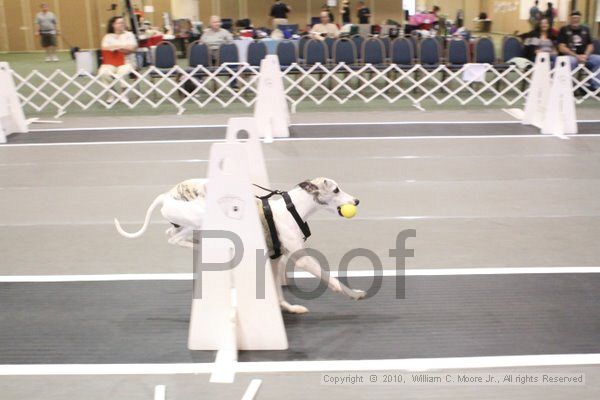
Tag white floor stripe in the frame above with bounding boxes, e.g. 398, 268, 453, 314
1, 267, 599, 282
153, 385, 166, 400
4, 134, 600, 147
241, 379, 262, 400
0, 354, 598, 376
27, 119, 600, 132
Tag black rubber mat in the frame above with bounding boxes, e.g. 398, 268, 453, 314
7, 122, 600, 144
0, 275, 598, 364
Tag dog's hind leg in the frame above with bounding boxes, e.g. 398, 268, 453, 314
168, 227, 194, 248
271, 259, 308, 314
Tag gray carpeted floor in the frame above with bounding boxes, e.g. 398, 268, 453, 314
1, 275, 598, 364
6, 122, 600, 144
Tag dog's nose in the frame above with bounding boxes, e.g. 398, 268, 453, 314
354, 199, 360, 206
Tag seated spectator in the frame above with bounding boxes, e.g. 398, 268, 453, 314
201, 15, 233, 62
526, 18, 557, 61
557, 11, 600, 89
98, 16, 138, 103
311, 11, 340, 39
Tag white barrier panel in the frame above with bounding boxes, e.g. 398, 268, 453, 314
254, 55, 290, 142
0, 62, 27, 143
522, 53, 551, 129
225, 117, 270, 195
541, 56, 577, 136
188, 143, 287, 354
225, 117, 289, 287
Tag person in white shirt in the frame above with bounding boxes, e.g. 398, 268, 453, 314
311, 11, 340, 39
98, 16, 138, 103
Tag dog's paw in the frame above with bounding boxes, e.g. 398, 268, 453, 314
351, 289, 367, 300
281, 302, 309, 314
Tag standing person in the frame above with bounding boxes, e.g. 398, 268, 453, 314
544, 2, 556, 27
270, 0, 291, 28
357, 1, 371, 24
98, 16, 138, 103
529, 0, 541, 29
557, 11, 600, 90
34, 3, 59, 62
340, 0, 351, 24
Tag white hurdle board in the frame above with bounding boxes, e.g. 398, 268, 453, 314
225, 117, 290, 287
254, 55, 290, 142
225, 117, 271, 194
188, 143, 288, 380
522, 52, 551, 129
0, 62, 27, 143
541, 56, 577, 136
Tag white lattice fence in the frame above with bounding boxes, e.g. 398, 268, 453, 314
10, 63, 600, 117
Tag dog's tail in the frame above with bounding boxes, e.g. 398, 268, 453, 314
114, 194, 165, 239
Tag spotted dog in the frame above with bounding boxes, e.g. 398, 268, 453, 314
114, 177, 364, 313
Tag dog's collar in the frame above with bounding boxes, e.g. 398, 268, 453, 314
255, 184, 311, 260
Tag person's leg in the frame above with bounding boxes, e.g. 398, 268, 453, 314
49, 34, 57, 61
98, 64, 117, 102
115, 64, 133, 90
115, 64, 134, 102
585, 54, 600, 89
567, 55, 578, 70
41, 34, 51, 61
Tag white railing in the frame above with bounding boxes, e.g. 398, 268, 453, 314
10, 63, 600, 117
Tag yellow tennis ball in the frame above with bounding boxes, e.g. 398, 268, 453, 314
340, 204, 357, 219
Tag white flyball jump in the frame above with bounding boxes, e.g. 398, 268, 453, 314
541, 56, 578, 136
0, 62, 27, 143
522, 53, 552, 129
254, 55, 290, 143
508, 53, 577, 137
189, 119, 287, 383
225, 117, 271, 194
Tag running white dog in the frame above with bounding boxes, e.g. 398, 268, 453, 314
114, 177, 365, 313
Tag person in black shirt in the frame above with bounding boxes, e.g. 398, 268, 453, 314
544, 2, 556, 27
270, 0, 291, 28
557, 11, 600, 89
340, 0, 351, 24
357, 1, 370, 24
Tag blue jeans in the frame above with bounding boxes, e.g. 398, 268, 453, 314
567, 54, 600, 89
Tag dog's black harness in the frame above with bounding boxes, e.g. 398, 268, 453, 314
254, 184, 311, 259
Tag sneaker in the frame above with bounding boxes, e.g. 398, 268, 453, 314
44, 57, 51, 62
52, 55, 59, 62
106, 95, 116, 104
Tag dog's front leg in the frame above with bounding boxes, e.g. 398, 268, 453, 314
271, 259, 308, 314
289, 248, 366, 300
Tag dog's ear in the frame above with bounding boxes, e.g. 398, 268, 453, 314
299, 180, 319, 193
320, 178, 336, 192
